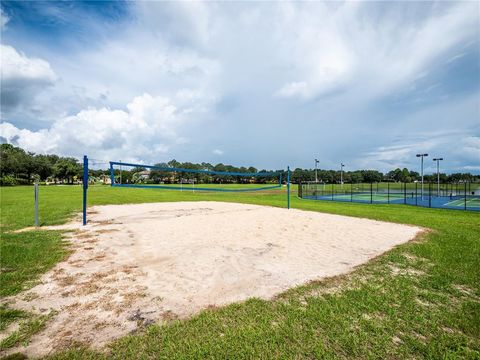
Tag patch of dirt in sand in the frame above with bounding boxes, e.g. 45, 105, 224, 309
3, 201, 423, 358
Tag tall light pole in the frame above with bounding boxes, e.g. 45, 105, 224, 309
416, 154, 428, 200
433, 157, 443, 197
340, 163, 345, 186
315, 159, 319, 183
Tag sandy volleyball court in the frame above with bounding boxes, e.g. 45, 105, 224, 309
5, 201, 422, 357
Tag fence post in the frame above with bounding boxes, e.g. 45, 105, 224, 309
83, 155, 88, 225
464, 182, 467, 210
351, 183, 353, 202
287, 166, 290, 209
404, 182, 406, 204
370, 182, 373, 204
331, 183, 334, 201
34, 181, 39, 227
415, 182, 418, 206
387, 182, 390, 204
428, 182, 432, 208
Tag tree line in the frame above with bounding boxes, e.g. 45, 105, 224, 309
0, 144, 82, 185
290, 167, 478, 184
109, 160, 279, 184
1, 144, 478, 186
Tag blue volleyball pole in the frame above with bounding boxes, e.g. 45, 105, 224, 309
109, 162, 115, 186
287, 166, 290, 209
83, 155, 88, 225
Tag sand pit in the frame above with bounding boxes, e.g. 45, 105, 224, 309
4, 201, 422, 357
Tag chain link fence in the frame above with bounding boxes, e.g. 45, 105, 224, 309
298, 182, 480, 211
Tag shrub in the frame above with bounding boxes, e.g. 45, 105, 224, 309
0, 176, 18, 186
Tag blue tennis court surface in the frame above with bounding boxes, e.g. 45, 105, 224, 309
302, 193, 480, 211
299, 182, 480, 211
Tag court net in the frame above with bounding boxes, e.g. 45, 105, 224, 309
109, 161, 285, 192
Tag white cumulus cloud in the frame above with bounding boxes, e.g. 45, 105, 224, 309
0, 44, 57, 85
0, 93, 199, 163
1, 1, 478, 171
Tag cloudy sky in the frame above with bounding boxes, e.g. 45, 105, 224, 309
0, 1, 479, 173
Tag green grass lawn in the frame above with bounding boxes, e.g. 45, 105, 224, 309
1, 184, 479, 359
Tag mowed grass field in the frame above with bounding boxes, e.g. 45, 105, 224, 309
1, 184, 479, 359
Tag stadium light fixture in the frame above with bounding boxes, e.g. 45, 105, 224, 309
315, 159, 319, 183
433, 157, 444, 196
416, 154, 428, 200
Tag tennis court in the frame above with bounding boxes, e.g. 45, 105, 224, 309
446, 197, 480, 208
299, 182, 480, 211
315, 192, 409, 203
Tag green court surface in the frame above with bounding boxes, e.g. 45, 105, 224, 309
446, 197, 480, 208
325, 193, 407, 202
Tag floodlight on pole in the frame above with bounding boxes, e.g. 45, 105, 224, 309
340, 163, 345, 186
433, 157, 443, 196
315, 159, 319, 183
416, 153, 428, 200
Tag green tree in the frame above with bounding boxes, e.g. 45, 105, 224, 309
53, 158, 81, 184
361, 170, 383, 183
33, 155, 57, 181
149, 163, 170, 183
0, 144, 29, 178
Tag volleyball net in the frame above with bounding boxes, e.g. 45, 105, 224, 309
109, 161, 287, 192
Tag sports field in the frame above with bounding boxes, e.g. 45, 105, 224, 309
1, 185, 479, 359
